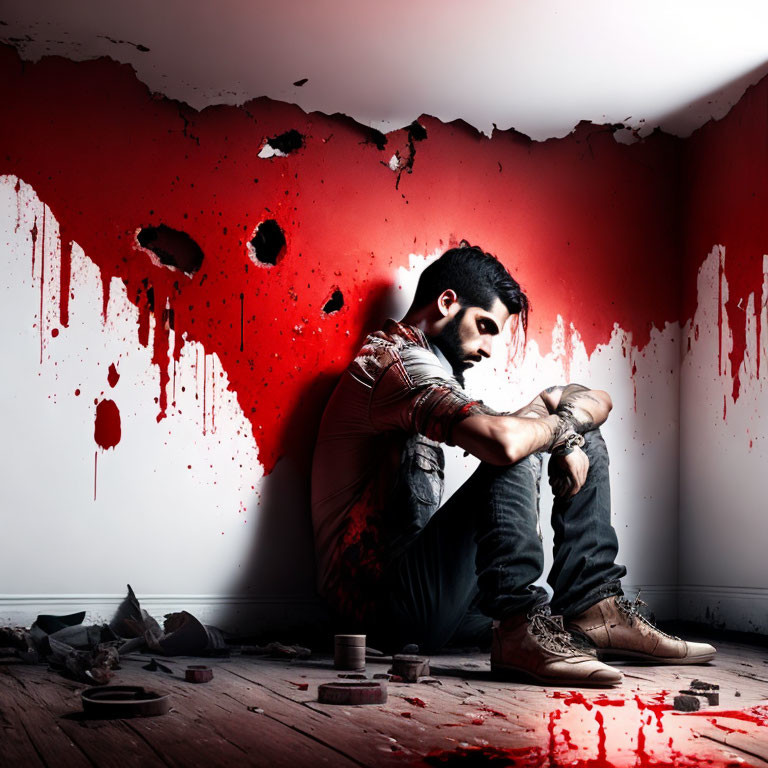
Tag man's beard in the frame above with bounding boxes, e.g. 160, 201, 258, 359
432, 307, 471, 387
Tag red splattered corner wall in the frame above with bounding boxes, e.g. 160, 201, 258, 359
3, 43, 768, 633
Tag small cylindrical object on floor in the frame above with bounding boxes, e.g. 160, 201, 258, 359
390, 654, 430, 682
334, 634, 366, 670
318, 681, 386, 705
185, 665, 214, 683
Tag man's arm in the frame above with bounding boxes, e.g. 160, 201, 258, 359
512, 385, 565, 419
451, 384, 612, 466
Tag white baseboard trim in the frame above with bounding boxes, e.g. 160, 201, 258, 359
621, 584, 678, 621
0, 594, 329, 637
677, 585, 768, 634
2, 586, 766, 636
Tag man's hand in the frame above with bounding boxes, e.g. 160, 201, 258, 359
548, 445, 589, 498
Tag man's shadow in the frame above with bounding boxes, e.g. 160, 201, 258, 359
220, 279, 404, 644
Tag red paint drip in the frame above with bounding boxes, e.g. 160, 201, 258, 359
636, 719, 648, 766
30, 215, 37, 279
202, 352, 207, 435
94, 399, 121, 449
211, 356, 216, 433
422, 742, 753, 767
405, 697, 427, 708
562, 319, 573, 384
558, 691, 594, 710
634, 693, 672, 733
152, 302, 170, 422
631, 361, 638, 412
717, 249, 724, 377
707, 719, 748, 735
684, 74, 768, 405
593, 696, 626, 707
595, 710, 606, 763
14, 177, 21, 231
59, 229, 71, 327
547, 709, 559, 761
682, 705, 768, 727
39, 207, 46, 364
107, 363, 120, 388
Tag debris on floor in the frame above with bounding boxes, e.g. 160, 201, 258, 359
0, 583, 232, 683
184, 664, 214, 683
81, 684, 171, 718
240, 641, 311, 659
673, 693, 702, 712
390, 653, 430, 682
142, 658, 174, 674
674, 678, 721, 710
318, 680, 387, 705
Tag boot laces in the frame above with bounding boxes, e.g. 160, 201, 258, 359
528, 607, 581, 654
615, 594, 680, 640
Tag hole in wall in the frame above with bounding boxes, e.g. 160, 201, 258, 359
248, 220, 286, 266
258, 129, 305, 158
322, 289, 344, 314
136, 225, 204, 275
407, 121, 427, 142
365, 128, 388, 150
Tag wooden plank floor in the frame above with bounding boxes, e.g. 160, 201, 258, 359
1, 635, 766, 767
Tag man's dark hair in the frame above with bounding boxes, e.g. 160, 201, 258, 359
410, 242, 529, 333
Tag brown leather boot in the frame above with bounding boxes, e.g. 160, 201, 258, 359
491, 606, 623, 686
566, 596, 716, 664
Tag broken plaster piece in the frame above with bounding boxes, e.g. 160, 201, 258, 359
673, 694, 702, 712
258, 144, 287, 159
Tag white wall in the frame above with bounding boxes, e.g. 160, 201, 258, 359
1, 177, 682, 631
0, 175, 321, 634
678, 246, 768, 633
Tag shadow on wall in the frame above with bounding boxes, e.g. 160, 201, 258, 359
653, 59, 768, 136
219, 279, 402, 638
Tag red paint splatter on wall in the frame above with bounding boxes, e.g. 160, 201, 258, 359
94, 399, 121, 450
0, 46, 684, 472
684, 74, 768, 402
107, 363, 120, 388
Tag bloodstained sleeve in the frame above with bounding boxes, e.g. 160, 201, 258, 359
369, 344, 499, 445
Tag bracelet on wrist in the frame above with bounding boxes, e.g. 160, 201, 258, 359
550, 430, 585, 456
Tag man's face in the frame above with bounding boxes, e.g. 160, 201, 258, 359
432, 296, 511, 384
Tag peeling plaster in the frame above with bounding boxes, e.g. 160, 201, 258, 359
3, 1, 768, 140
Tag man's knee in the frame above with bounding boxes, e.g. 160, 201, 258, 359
478, 450, 542, 486
581, 428, 609, 470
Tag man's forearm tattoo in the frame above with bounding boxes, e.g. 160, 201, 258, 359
545, 413, 580, 452
515, 397, 549, 419
557, 383, 588, 401
555, 401, 595, 434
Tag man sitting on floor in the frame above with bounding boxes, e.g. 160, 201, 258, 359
311, 243, 715, 686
